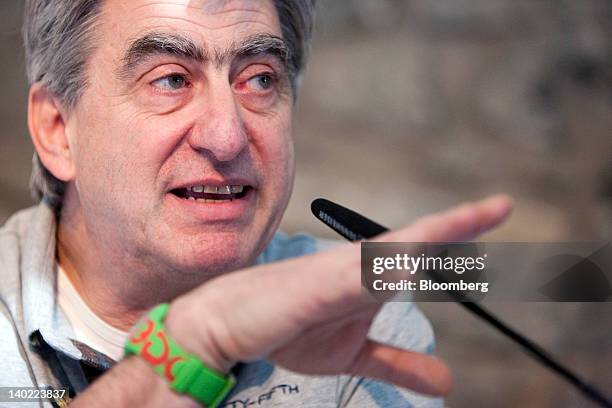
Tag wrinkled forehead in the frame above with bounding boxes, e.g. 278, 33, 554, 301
100, 0, 282, 54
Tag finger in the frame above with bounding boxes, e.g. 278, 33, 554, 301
348, 340, 452, 396
383, 194, 513, 243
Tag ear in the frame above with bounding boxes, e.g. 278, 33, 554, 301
27, 83, 75, 182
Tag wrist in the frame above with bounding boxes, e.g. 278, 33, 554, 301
125, 356, 204, 408
71, 356, 201, 408
165, 298, 235, 374
125, 303, 236, 408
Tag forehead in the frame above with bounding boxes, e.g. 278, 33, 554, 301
99, 0, 281, 51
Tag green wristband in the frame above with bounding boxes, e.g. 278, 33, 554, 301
124, 303, 235, 407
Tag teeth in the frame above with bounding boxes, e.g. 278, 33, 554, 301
193, 198, 231, 202
198, 198, 232, 203
189, 185, 246, 195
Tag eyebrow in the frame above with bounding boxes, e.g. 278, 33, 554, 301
118, 32, 290, 79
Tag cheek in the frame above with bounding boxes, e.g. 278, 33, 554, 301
72, 100, 190, 208
130, 113, 194, 169
248, 111, 294, 201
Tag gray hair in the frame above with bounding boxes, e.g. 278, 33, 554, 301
23, 0, 316, 212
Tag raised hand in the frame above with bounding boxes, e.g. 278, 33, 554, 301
165, 195, 513, 397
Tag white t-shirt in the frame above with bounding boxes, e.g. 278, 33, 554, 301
57, 264, 128, 361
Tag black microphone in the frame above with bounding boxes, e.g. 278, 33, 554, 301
311, 197, 612, 408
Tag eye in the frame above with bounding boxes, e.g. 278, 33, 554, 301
151, 73, 189, 91
246, 74, 274, 91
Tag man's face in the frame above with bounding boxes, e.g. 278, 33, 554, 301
65, 0, 295, 275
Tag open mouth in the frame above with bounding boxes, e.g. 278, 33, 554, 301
170, 185, 251, 203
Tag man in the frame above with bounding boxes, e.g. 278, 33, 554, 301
0, 0, 513, 406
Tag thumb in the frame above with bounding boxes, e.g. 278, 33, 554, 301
348, 340, 453, 396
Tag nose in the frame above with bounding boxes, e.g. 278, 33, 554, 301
188, 84, 248, 163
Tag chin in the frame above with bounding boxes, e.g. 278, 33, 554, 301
155, 234, 258, 277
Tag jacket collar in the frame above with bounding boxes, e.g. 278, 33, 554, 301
21, 203, 82, 360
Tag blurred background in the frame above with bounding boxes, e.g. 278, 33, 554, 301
1, 0, 611, 406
